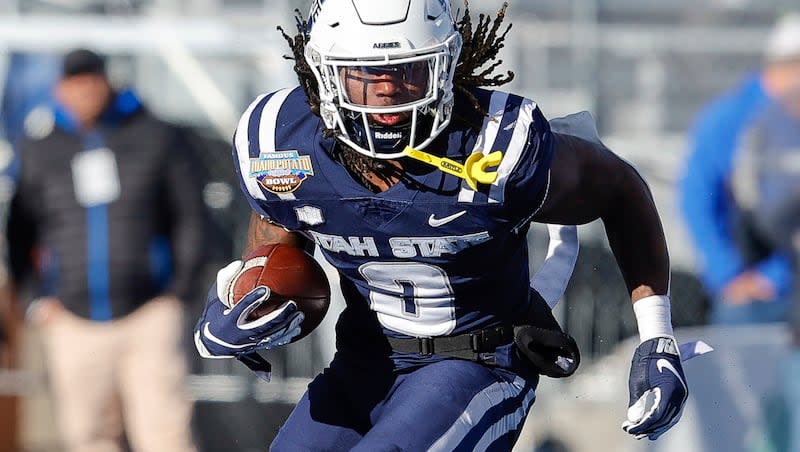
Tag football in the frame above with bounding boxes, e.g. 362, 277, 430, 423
225, 243, 331, 343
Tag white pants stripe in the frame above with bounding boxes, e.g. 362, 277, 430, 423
428, 376, 536, 452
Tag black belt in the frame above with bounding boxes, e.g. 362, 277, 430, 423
387, 326, 514, 364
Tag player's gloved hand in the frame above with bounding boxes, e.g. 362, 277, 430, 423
193, 261, 305, 381
514, 325, 580, 378
622, 336, 688, 440
514, 289, 580, 378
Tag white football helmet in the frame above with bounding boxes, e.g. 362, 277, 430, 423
305, 0, 462, 159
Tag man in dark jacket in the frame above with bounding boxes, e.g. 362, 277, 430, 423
6, 48, 202, 452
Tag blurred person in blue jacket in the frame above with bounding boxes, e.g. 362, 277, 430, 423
739, 97, 800, 452
5, 49, 202, 452
679, 14, 800, 325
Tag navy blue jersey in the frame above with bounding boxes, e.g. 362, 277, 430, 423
232, 86, 554, 354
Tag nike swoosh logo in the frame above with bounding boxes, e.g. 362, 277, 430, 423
204, 323, 256, 350
428, 210, 467, 227
656, 358, 687, 392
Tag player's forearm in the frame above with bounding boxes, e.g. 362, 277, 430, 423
602, 164, 671, 302
242, 212, 305, 257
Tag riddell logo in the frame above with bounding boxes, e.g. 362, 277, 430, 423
375, 131, 404, 140
374, 42, 401, 49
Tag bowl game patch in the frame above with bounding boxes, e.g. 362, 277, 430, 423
250, 150, 315, 194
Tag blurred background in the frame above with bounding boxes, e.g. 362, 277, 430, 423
0, 0, 798, 451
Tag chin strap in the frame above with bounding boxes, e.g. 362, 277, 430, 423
403, 146, 504, 190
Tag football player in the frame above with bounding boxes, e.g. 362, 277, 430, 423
195, 0, 691, 449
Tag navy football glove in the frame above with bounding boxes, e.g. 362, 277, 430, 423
514, 325, 580, 378
193, 261, 304, 380
622, 336, 688, 440
514, 290, 580, 378
194, 285, 304, 356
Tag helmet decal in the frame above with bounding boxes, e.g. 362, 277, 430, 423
307, 0, 326, 31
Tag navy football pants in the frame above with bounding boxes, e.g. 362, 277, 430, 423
271, 356, 538, 451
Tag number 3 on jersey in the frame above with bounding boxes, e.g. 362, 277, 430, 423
359, 262, 457, 337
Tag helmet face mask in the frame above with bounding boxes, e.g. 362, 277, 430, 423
304, 0, 463, 159
339, 61, 433, 108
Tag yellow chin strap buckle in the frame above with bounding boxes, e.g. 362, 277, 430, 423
402, 146, 504, 191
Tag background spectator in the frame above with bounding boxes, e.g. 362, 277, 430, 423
679, 14, 800, 325
5, 48, 204, 452
735, 93, 800, 452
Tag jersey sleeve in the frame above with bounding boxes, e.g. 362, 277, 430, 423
500, 101, 555, 225
231, 89, 296, 226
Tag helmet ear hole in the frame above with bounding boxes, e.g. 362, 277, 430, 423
303, 0, 462, 160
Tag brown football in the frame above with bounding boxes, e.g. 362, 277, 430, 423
225, 243, 331, 343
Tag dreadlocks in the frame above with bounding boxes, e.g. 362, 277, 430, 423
453, 1, 515, 113
277, 1, 514, 192
279, 14, 321, 118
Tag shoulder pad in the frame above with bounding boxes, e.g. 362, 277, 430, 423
549, 111, 603, 147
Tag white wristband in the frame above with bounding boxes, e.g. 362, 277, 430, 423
633, 295, 674, 343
